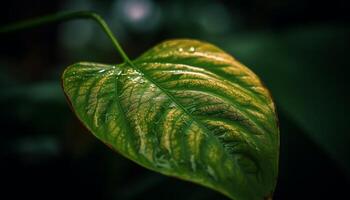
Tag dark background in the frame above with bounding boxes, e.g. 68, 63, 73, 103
1, 0, 349, 199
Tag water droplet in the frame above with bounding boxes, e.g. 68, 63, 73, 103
132, 76, 145, 84
150, 85, 156, 91
178, 48, 183, 52
169, 103, 176, 109
186, 107, 194, 113
190, 155, 197, 172
206, 166, 217, 180
188, 47, 195, 53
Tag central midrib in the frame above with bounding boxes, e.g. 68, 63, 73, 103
124, 61, 240, 161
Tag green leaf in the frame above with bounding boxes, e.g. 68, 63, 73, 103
62, 39, 279, 200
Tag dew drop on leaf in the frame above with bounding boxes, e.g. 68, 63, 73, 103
189, 46, 195, 53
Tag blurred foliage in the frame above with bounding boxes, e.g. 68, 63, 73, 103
1, 0, 349, 199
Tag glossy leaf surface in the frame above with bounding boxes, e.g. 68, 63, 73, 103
62, 39, 279, 200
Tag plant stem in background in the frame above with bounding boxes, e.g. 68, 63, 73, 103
0, 11, 131, 64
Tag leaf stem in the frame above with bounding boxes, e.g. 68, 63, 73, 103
0, 11, 131, 64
